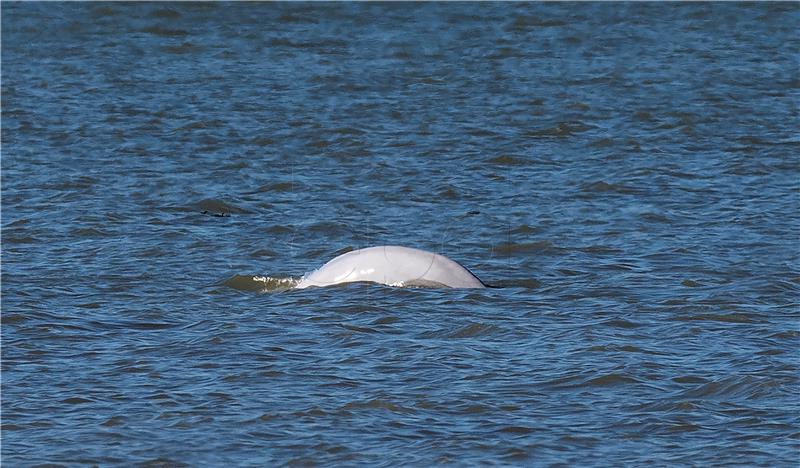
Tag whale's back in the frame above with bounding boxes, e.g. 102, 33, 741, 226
295, 246, 485, 289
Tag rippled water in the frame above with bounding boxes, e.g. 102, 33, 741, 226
2, 2, 799, 466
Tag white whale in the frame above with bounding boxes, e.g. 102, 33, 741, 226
295, 246, 486, 289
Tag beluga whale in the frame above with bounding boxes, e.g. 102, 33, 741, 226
295, 246, 486, 289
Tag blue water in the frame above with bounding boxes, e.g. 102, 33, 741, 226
2, 2, 799, 466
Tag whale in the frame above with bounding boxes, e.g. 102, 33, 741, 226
295, 246, 486, 289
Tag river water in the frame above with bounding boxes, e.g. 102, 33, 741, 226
2, 2, 799, 466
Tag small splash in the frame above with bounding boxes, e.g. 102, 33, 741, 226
390, 279, 451, 288
223, 275, 299, 293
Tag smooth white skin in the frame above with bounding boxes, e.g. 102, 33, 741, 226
295, 246, 486, 289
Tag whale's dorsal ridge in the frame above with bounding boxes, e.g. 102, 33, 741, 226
295, 245, 485, 289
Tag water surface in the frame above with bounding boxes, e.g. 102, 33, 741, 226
2, 2, 799, 466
